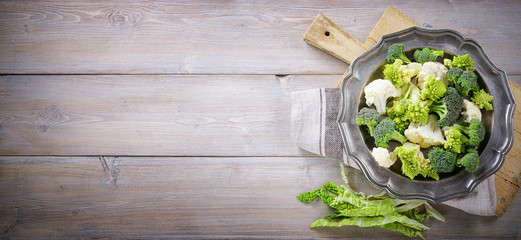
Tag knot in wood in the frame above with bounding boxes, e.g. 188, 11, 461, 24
107, 9, 140, 27
34, 105, 69, 132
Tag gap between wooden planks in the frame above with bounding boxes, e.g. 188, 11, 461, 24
303, 6, 521, 216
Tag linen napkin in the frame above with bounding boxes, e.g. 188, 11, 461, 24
290, 87, 496, 216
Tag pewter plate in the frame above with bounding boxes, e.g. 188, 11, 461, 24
337, 27, 516, 203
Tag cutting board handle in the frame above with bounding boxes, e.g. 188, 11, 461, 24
303, 13, 366, 64
304, 6, 420, 66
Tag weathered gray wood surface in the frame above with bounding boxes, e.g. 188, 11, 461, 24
0, 1, 520, 75
0, 74, 339, 156
1, 156, 520, 239
1, 0, 520, 239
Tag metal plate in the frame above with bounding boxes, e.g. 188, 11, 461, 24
337, 27, 516, 203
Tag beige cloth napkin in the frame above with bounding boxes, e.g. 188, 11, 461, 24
290, 88, 496, 216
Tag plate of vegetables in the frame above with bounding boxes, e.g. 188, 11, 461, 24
337, 27, 516, 202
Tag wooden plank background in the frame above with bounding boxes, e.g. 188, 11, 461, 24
1, 0, 520, 239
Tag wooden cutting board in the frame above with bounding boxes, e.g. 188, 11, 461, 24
304, 6, 521, 217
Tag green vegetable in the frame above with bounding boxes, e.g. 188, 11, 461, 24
420, 75, 447, 101
356, 107, 381, 136
297, 163, 444, 239
452, 119, 485, 147
445, 54, 475, 71
446, 67, 463, 84
373, 118, 408, 148
443, 127, 468, 154
392, 83, 430, 125
457, 148, 480, 173
394, 142, 439, 180
471, 89, 494, 110
454, 70, 479, 97
387, 99, 410, 133
428, 147, 457, 173
428, 87, 463, 127
413, 48, 444, 64
383, 59, 410, 87
406, 99, 431, 124
387, 43, 412, 64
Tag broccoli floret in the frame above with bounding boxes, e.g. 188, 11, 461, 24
428, 87, 464, 127
413, 48, 444, 64
428, 147, 456, 173
373, 118, 407, 148
386, 99, 410, 133
452, 119, 485, 147
387, 43, 412, 64
443, 127, 468, 154
457, 148, 480, 173
356, 107, 381, 136
454, 70, 479, 96
471, 89, 494, 111
445, 54, 475, 71
394, 142, 439, 180
421, 75, 447, 101
446, 67, 463, 84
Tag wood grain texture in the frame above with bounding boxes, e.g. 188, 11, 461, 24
304, 13, 366, 64
303, 8, 521, 216
1, 75, 520, 157
495, 82, 521, 216
0, 74, 339, 156
0, 1, 520, 75
1, 156, 520, 239
305, 6, 419, 67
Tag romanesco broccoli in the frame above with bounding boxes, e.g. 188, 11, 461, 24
394, 142, 439, 180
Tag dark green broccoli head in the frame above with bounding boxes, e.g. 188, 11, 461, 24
429, 87, 464, 127
454, 70, 479, 96
387, 43, 412, 64
373, 118, 407, 148
428, 147, 456, 173
453, 119, 485, 147
446, 67, 463, 84
356, 107, 380, 136
413, 48, 444, 64
458, 148, 480, 173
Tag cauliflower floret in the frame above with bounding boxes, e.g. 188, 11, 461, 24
371, 147, 397, 168
461, 99, 482, 123
406, 62, 422, 77
417, 62, 448, 89
364, 79, 399, 115
404, 114, 446, 148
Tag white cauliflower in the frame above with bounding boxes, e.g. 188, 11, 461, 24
404, 114, 446, 148
364, 79, 399, 115
461, 99, 482, 123
406, 62, 422, 77
371, 147, 397, 168
417, 62, 449, 89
